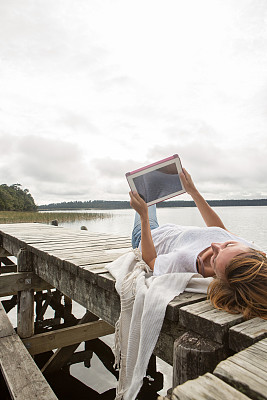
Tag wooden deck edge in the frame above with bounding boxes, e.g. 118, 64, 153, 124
213, 338, 267, 400
0, 301, 58, 400
0, 247, 11, 257
229, 317, 267, 352
0, 334, 58, 400
159, 372, 251, 400
0, 272, 53, 297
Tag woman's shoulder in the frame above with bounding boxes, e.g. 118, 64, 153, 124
206, 226, 261, 249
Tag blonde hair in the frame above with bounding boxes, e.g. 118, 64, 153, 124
208, 248, 267, 320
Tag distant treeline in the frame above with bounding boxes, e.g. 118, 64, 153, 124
0, 184, 37, 211
38, 198, 267, 210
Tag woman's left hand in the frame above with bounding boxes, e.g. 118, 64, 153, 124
129, 191, 148, 219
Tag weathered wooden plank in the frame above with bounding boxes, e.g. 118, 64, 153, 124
97, 271, 116, 291
214, 338, 267, 400
17, 249, 35, 339
173, 331, 228, 387
63, 252, 127, 265
17, 290, 35, 338
170, 372, 251, 400
0, 247, 11, 256
0, 228, 130, 262
40, 247, 130, 260
1, 234, 26, 257
179, 300, 244, 344
33, 242, 131, 253
0, 334, 58, 399
33, 252, 121, 326
1, 228, 131, 247
22, 320, 114, 355
154, 328, 182, 365
0, 272, 53, 297
0, 302, 15, 338
165, 292, 206, 321
229, 317, 267, 352
81, 264, 109, 275
20, 233, 130, 240
11, 237, 130, 246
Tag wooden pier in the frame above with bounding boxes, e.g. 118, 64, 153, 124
0, 222, 267, 399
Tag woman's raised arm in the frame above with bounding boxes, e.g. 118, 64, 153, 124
129, 191, 157, 270
179, 168, 227, 230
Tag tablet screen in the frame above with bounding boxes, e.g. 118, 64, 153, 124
132, 162, 183, 203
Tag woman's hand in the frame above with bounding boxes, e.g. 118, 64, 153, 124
129, 191, 148, 219
179, 168, 198, 196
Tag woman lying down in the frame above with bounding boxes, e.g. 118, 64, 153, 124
107, 168, 267, 400
130, 168, 267, 320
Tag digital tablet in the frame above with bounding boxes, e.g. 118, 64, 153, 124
126, 154, 186, 206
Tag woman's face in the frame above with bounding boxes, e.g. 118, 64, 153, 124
210, 241, 250, 279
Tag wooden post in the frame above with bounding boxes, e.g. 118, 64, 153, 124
17, 249, 35, 338
172, 331, 227, 388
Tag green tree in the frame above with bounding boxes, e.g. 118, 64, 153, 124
0, 184, 37, 211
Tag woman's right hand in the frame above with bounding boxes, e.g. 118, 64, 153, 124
179, 168, 198, 196
129, 191, 148, 219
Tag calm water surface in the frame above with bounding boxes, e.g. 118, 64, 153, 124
60, 206, 267, 251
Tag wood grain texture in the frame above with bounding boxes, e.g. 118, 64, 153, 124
0, 272, 52, 297
17, 249, 35, 338
17, 289, 34, 338
171, 372, 251, 400
0, 334, 58, 399
214, 338, 267, 400
179, 300, 243, 343
0, 302, 15, 338
0, 247, 11, 256
172, 331, 227, 387
229, 317, 267, 352
22, 320, 115, 355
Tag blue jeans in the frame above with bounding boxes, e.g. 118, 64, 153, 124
131, 204, 159, 248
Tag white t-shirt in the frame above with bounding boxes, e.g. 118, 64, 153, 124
147, 224, 258, 276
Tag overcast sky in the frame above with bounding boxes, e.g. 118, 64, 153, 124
1, 0, 267, 205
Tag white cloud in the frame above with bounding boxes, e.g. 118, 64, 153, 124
0, 0, 267, 204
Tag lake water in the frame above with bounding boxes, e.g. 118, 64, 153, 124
5, 206, 267, 398
58, 206, 267, 251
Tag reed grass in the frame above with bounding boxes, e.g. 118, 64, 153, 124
0, 211, 111, 224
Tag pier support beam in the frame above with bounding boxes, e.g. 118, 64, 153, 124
17, 249, 35, 338
22, 319, 114, 355
172, 331, 227, 388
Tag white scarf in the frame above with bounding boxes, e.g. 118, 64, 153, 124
106, 248, 212, 400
